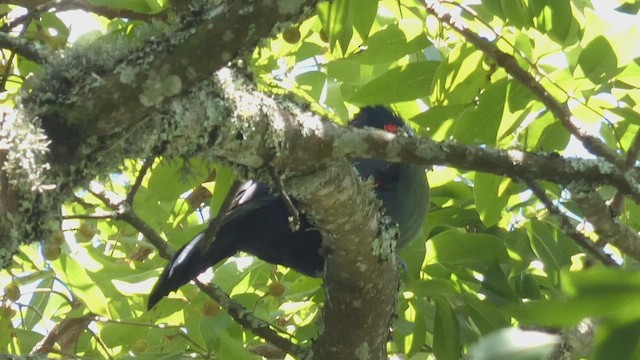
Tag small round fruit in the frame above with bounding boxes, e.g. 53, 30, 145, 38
4, 283, 20, 302
131, 339, 149, 353
202, 300, 220, 317
0, 305, 16, 318
43, 246, 61, 261
283, 27, 301, 44
268, 282, 285, 297
77, 222, 96, 241
51, 231, 65, 246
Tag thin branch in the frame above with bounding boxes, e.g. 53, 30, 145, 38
423, 0, 619, 164
126, 156, 155, 204
268, 166, 300, 231
525, 180, 618, 266
195, 280, 305, 358
62, 213, 114, 220
608, 129, 640, 215
88, 184, 174, 259
570, 184, 640, 260
85, 327, 114, 360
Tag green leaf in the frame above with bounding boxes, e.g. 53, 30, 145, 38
53, 255, 111, 316
351, 0, 378, 40
433, 298, 461, 360
426, 230, 509, 268
209, 165, 236, 217
531, 0, 573, 43
459, 293, 510, 334
147, 158, 210, 202
431, 45, 487, 105
23, 277, 55, 330
407, 299, 429, 355
349, 61, 439, 104
527, 220, 572, 275
500, 0, 533, 28
454, 78, 507, 145
513, 267, 640, 326
594, 320, 640, 360
296, 71, 328, 102
350, 21, 430, 64
468, 327, 558, 360
578, 36, 619, 84
474, 173, 509, 227
411, 104, 468, 140
482, 261, 521, 303
317, 0, 353, 54
217, 330, 259, 359
326, 59, 362, 84
88, 0, 156, 13
609, 107, 640, 126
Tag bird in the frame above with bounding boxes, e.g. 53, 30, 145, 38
147, 106, 430, 310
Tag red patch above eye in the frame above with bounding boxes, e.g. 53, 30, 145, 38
383, 124, 399, 133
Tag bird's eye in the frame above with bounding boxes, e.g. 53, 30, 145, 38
383, 124, 399, 133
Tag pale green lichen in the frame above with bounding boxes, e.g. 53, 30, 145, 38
139, 70, 183, 107
372, 214, 399, 261
354, 342, 370, 360
277, 0, 306, 15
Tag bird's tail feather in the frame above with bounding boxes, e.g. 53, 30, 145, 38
147, 233, 237, 310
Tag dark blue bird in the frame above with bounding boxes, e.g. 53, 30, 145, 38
147, 106, 429, 310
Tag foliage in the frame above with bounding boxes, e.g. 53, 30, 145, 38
1, 0, 640, 359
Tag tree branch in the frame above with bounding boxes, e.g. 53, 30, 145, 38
525, 180, 618, 266
195, 280, 306, 357
0, 32, 48, 63
570, 184, 640, 260
423, 0, 619, 163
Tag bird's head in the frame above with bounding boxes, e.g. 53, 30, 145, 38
348, 106, 407, 134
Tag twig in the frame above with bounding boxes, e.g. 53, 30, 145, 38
85, 327, 114, 360
195, 280, 304, 357
569, 183, 640, 260
199, 179, 242, 254
88, 185, 174, 259
608, 130, 640, 215
126, 156, 156, 204
62, 213, 114, 220
423, 0, 619, 164
525, 180, 618, 266
268, 166, 301, 231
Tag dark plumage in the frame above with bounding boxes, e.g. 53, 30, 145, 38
147, 106, 429, 310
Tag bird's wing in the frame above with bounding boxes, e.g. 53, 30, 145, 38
147, 181, 277, 309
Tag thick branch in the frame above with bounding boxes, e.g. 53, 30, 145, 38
0, 32, 47, 63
